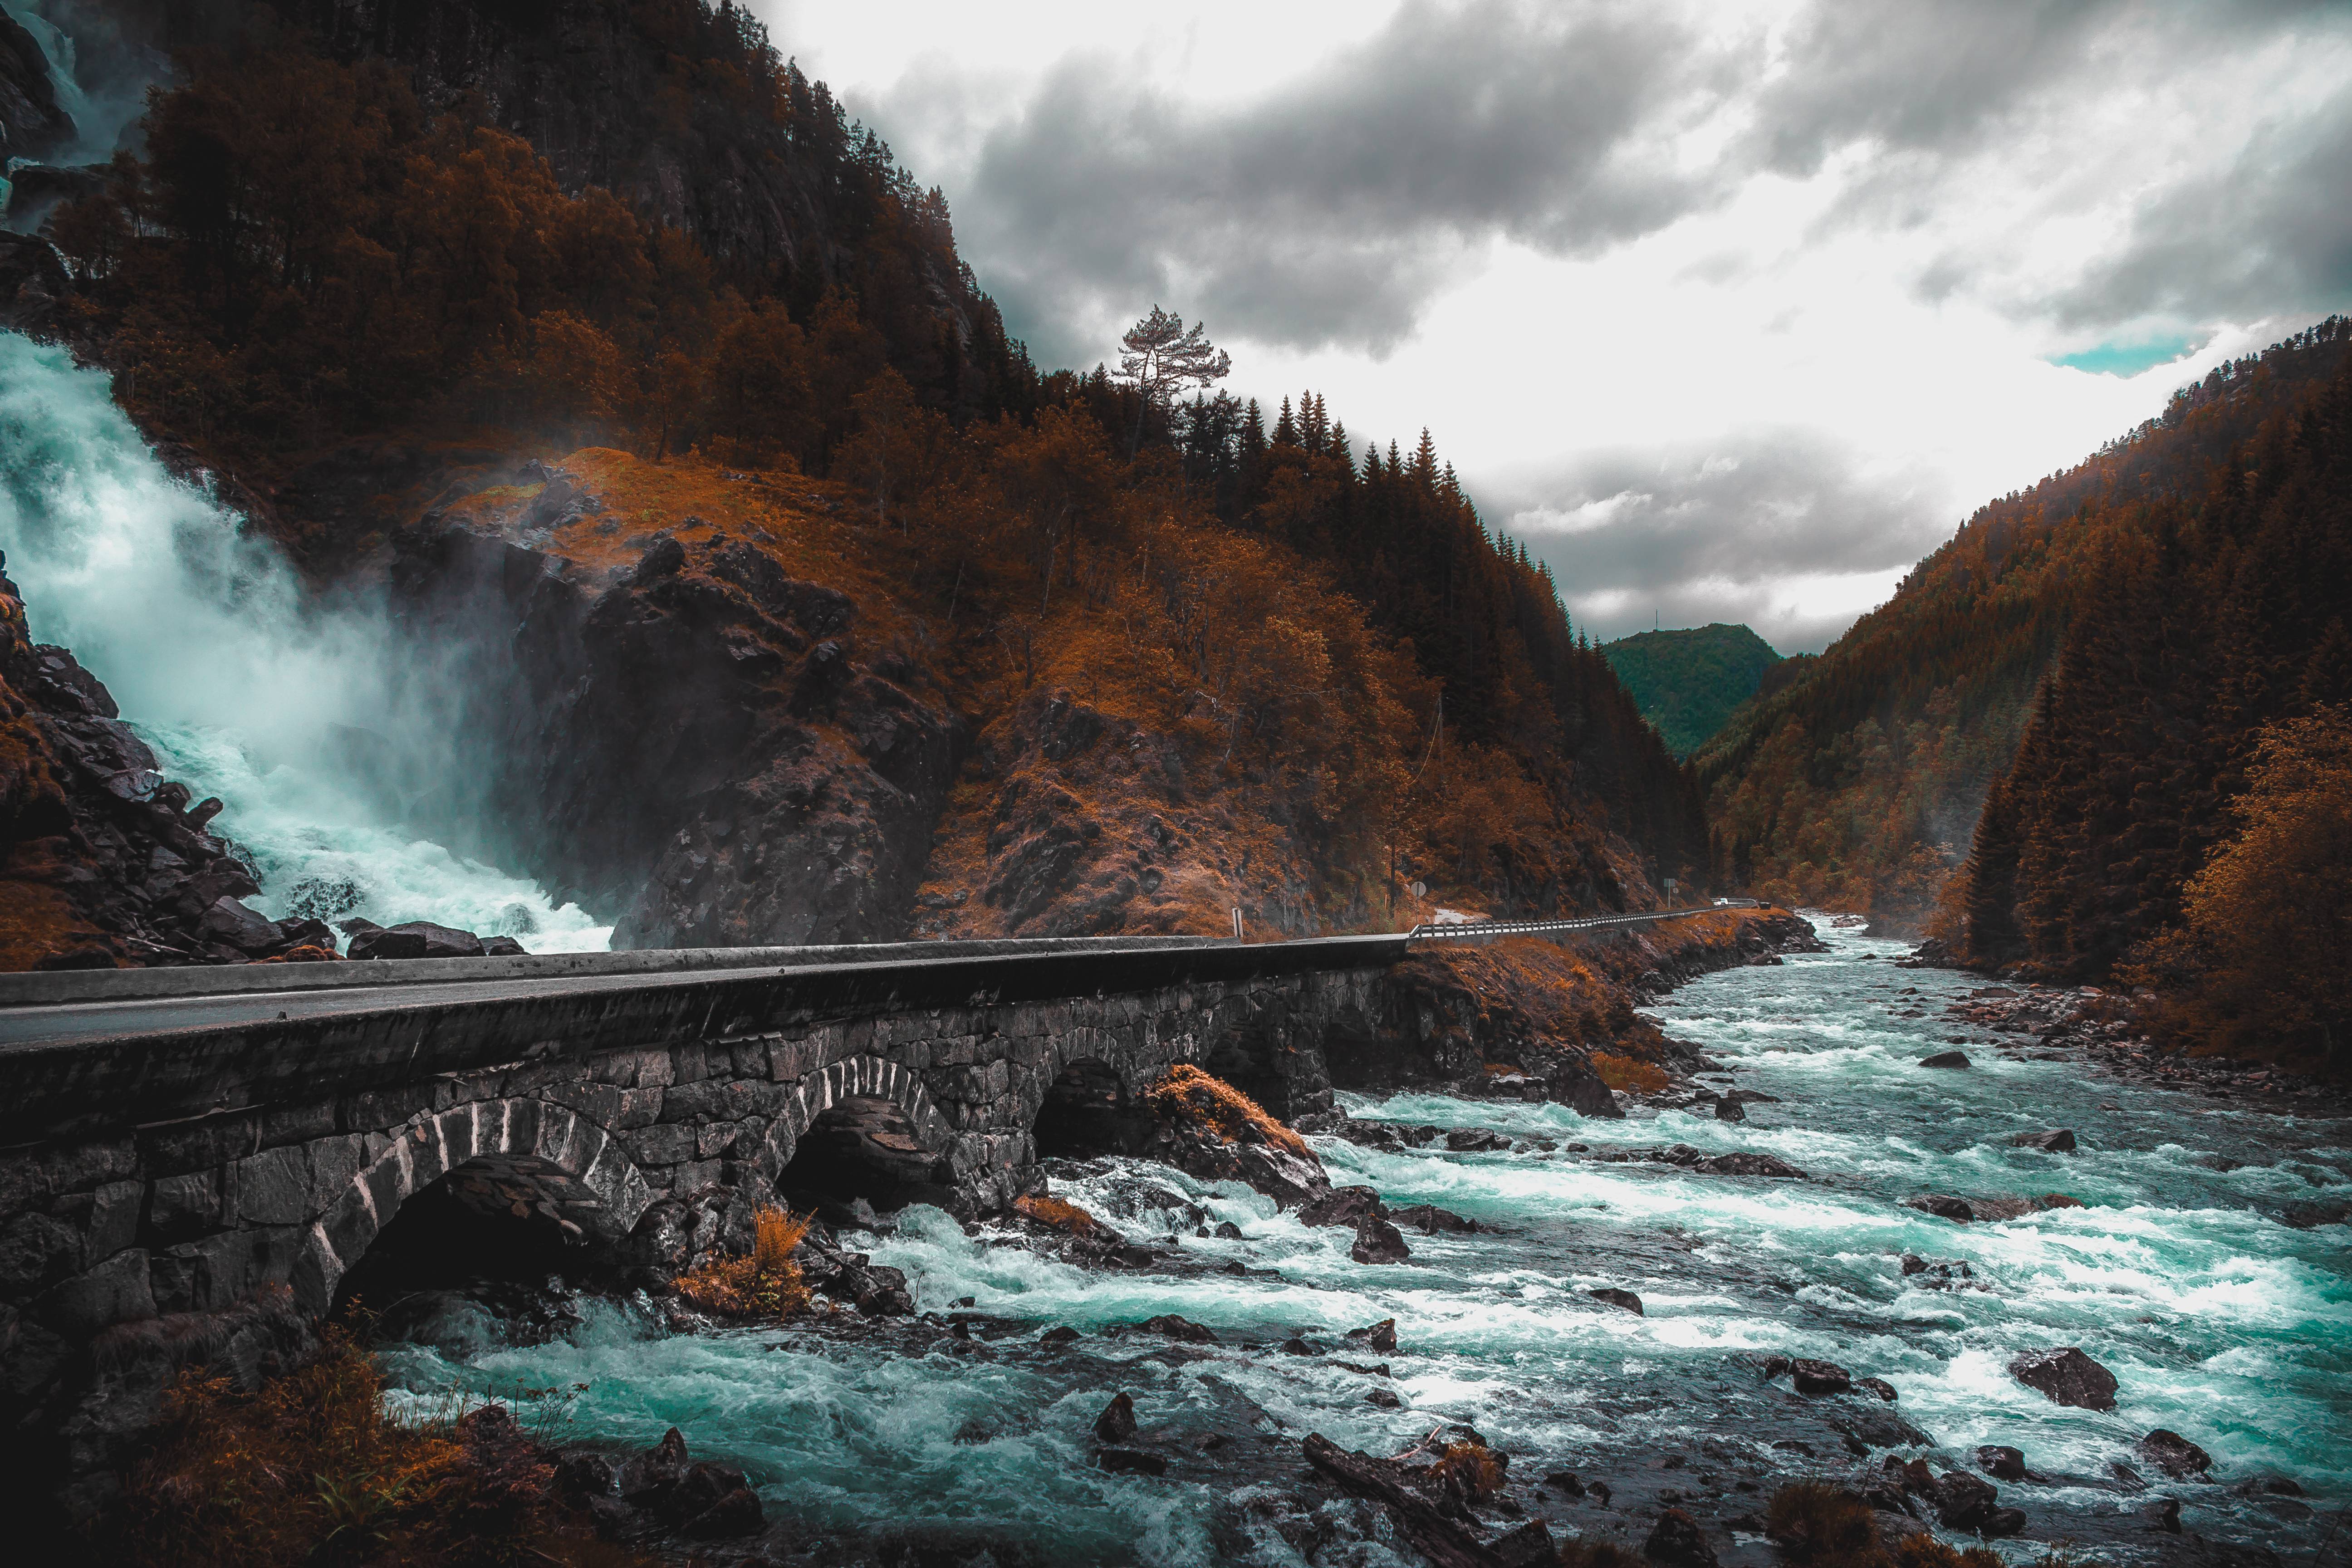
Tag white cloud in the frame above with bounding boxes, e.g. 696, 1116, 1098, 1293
759, 0, 2352, 651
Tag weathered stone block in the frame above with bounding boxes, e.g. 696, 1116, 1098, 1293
0, 1210, 83, 1297
260, 1101, 338, 1148
84, 1181, 142, 1267
147, 1171, 220, 1237
697, 1123, 741, 1159
611, 1087, 664, 1129
343, 1083, 436, 1134
671, 1042, 710, 1085
544, 1081, 624, 1127
722, 1080, 789, 1120
626, 1124, 698, 1166
34, 1249, 153, 1333
143, 1115, 260, 1178
232, 1146, 311, 1227
309, 1136, 365, 1211
662, 1079, 730, 1122
671, 1158, 721, 1194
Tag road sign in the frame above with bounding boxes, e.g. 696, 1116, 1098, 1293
1411, 881, 1427, 898
1231, 907, 1244, 941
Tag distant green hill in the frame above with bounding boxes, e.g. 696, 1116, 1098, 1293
1602, 624, 1783, 758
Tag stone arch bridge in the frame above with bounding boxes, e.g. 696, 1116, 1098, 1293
0, 909, 1742, 1522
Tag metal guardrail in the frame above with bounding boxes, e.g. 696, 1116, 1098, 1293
1406, 900, 1762, 942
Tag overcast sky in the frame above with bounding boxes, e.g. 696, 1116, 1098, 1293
764, 0, 2352, 652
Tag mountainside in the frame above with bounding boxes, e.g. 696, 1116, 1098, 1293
1954, 351, 2351, 1065
0, 0, 1705, 964
1699, 319, 2352, 929
1602, 623, 1781, 758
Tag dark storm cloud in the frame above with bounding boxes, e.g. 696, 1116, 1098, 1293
1495, 432, 1950, 651
2058, 82, 2352, 330
940, 0, 1726, 364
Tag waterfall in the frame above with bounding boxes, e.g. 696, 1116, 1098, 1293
0, 331, 611, 952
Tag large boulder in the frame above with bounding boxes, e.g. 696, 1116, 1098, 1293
1142, 1065, 1332, 1210
2138, 1430, 2212, 1478
347, 920, 486, 960
2009, 1347, 2118, 1410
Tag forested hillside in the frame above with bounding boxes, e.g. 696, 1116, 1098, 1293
9, 0, 1702, 951
1956, 353, 2351, 1063
1699, 320, 2352, 929
1602, 624, 1782, 758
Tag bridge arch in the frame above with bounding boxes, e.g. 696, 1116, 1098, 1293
763, 1054, 955, 1215
296, 1097, 653, 1313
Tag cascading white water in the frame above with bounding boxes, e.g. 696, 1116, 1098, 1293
376, 920, 2347, 1566
0, 331, 611, 951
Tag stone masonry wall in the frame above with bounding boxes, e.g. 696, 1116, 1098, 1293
0, 962, 1387, 1524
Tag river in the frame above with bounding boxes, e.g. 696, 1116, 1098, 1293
377, 920, 2351, 1566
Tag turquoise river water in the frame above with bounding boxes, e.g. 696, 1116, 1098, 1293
380, 923, 2351, 1567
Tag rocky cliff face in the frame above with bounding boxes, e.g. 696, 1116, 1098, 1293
388, 454, 965, 948
0, 9, 74, 163
0, 555, 304, 968
913, 686, 1332, 941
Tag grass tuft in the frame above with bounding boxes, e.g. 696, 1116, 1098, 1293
672, 1204, 813, 1320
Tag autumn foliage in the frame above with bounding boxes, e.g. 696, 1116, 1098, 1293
671, 1205, 813, 1320
116, 1323, 631, 1568
41, 12, 1704, 928
1143, 1064, 1311, 1157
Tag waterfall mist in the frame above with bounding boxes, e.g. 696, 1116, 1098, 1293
0, 332, 610, 951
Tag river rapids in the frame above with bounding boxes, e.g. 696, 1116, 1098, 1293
377, 921, 2350, 1567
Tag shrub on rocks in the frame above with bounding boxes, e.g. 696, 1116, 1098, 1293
671, 1204, 811, 1321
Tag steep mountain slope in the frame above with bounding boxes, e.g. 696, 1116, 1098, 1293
1699, 319, 2352, 928
0, 1, 1702, 962
1955, 352, 2352, 1063
1602, 624, 1782, 758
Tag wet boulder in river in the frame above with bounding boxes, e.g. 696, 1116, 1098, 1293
1644, 1507, 1720, 1568
1919, 1050, 1972, 1068
1444, 1127, 1512, 1152
1715, 1097, 1746, 1122
1391, 1202, 1478, 1234
1976, 1445, 2026, 1480
2138, 1429, 2212, 1477
1298, 1186, 1386, 1228
348, 919, 485, 960
2009, 1347, 2118, 1410
1128, 1313, 1219, 1343
1347, 1317, 1398, 1353
1589, 1287, 1645, 1315
2010, 1129, 2078, 1152
1791, 1358, 1851, 1395
1906, 1194, 1976, 1222
1093, 1392, 1137, 1442
1351, 1214, 1412, 1265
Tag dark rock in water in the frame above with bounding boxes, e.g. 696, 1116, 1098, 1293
1835, 1410, 1934, 1451
1907, 1194, 1977, 1222
1981, 1507, 2027, 1538
1590, 1287, 1644, 1316
1129, 1314, 1218, 1343
1444, 1127, 1512, 1152
1855, 1377, 1898, 1402
1901, 1254, 1979, 1288
951, 1416, 993, 1445
1715, 1097, 1746, 1122
1367, 1387, 1403, 1409
1545, 1471, 1587, 1497
1548, 1065, 1626, 1119
1935, 1470, 2000, 1529
617, 1426, 691, 1501
673, 1464, 764, 1538
1977, 1445, 2027, 1481
1351, 1214, 1412, 1264
2139, 1429, 2213, 1477
1495, 1519, 1558, 1567
554, 1451, 616, 1499
1792, 1358, 1852, 1395
1212, 1220, 1243, 1239
1392, 1202, 1479, 1234
1298, 1186, 1387, 1229
1338, 1120, 1409, 1150
348, 919, 486, 960
1039, 1325, 1080, 1345
2151, 1497, 2182, 1534
1280, 1337, 1317, 1356
2009, 1347, 2118, 1410
2011, 1129, 2078, 1152
1347, 1317, 1399, 1353
1919, 1050, 1972, 1068
1095, 1446, 1166, 1476
1644, 1507, 1720, 1568
198, 895, 285, 956
1093, 1392, 1137, 1443
480, 935, 528, 956
1692, 1149, 1805, 1178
